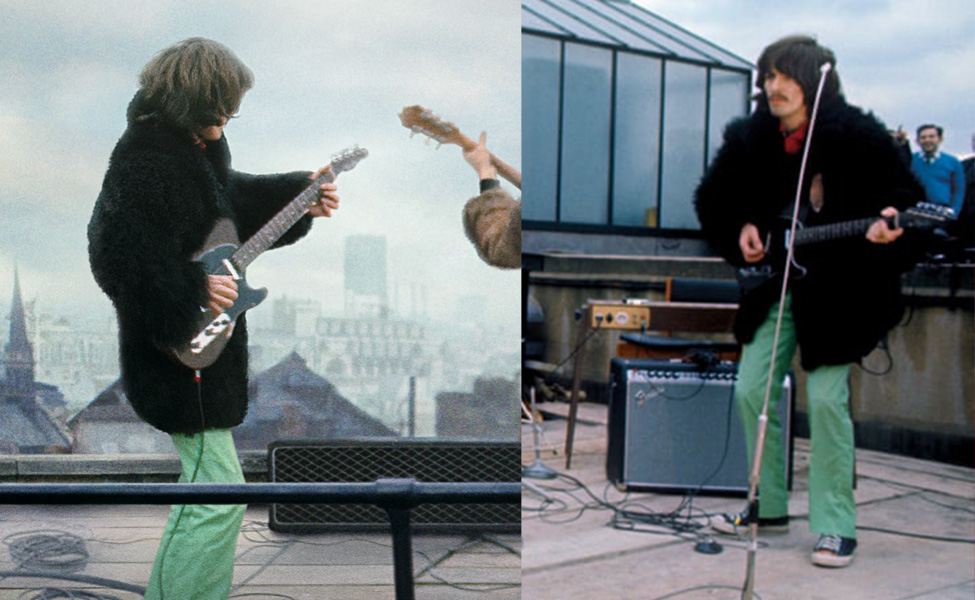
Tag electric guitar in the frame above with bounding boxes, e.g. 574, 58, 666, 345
173, 146, 368, 369
398, 105, 521, 190
737, 204, 948, 292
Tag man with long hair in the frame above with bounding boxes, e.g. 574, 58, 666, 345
695, 35, 924, 568
88, 38, 340, 599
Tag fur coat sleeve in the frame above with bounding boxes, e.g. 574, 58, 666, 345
462, 186, 522, 269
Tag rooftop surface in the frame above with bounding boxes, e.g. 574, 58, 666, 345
521, 402, 975, 600
0, 502, 520, 599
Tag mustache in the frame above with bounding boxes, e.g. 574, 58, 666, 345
768, 93, 790, 102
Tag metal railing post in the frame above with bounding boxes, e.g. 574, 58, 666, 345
377, 478, 417, 600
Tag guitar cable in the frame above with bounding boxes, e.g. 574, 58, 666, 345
156, 368, 207, 600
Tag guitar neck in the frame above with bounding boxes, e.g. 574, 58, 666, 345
793, 215, 894, 247
399, 106, 521, 190
231, 169, 335, 271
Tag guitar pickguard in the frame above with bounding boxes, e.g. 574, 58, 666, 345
173, 221, 268, 369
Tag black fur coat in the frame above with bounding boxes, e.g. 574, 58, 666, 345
88, 93, 315, 434
695, 98, 925, 370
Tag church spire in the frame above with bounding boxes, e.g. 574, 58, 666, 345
3, 267, 36, 402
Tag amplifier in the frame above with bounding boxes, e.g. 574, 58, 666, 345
267, 439, 520, 533
606, 359, 793, 495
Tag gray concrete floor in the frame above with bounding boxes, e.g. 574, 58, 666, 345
522, 402, 975, 600
0, 503, 520, 599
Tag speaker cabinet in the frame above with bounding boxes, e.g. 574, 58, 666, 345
267, 439, 520, 533
606, 359, 793, 495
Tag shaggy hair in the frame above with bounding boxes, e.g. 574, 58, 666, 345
138, 37, 254, 132
755, 35, 841, 111
916, 123, 944, 138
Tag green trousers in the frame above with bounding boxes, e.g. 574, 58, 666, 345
145, 429, 247, 600
736, 295, 857, 539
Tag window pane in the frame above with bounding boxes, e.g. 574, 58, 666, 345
612, 52, 662, 227
708, 69, 749, 166
660, 62, 707, 229
522, 34, 561, 221
559, 43, 612, 224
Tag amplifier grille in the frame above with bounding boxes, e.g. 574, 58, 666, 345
268, 439, 520, 532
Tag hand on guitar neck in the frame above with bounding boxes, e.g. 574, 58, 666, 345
463, 131, 500, 181
864, 206, 903, 244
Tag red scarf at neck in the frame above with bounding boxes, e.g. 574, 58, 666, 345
780, 121, 809, 154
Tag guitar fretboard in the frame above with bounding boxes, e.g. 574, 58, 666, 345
793, 217, 882, 246
231, 170, 336, 271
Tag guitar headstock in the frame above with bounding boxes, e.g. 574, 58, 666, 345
903, 202, 952, 230
330, 146, 369, 175
398, 105, 464, 147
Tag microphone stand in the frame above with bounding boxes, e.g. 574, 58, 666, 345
523, 386, 558, 480
741, 62, 833, 600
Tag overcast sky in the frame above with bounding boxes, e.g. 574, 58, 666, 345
0, 0, 521, 332
636, 0, 975, 156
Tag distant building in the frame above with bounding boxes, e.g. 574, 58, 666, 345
235, 351, 397, 451
345, 235, 388, 317
435, 376, 520, 441
70, 351, 395, 453
0, 271, 71, 453
16, 297, 120, 412
67, 380, 172, 454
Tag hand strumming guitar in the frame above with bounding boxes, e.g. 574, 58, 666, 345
206, 275, 238, 314
739, 223, 767, 263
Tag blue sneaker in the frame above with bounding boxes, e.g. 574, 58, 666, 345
811, 534, 857, 568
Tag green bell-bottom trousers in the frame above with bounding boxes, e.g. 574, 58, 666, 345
145, 428, 247, 600
736, 294, 857, 539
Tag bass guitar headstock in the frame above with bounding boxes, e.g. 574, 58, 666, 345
398, 105, 464, 148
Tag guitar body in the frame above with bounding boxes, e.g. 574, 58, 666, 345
736, 222, 808, 293
173, 219, 268, 370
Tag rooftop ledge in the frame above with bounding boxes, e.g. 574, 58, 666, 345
0, 451, 269, 483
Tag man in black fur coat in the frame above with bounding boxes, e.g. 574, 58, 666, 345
695, 36, 925, 568
88, 38, 339, 600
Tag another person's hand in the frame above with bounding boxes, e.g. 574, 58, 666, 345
463, 131, 498, 180
739, 223, 767, 263
306, 165, 340, 218
866, 206, 903, 244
